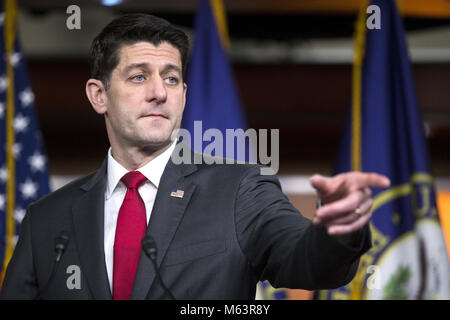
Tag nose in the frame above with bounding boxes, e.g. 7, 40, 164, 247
146, 75, 167, 103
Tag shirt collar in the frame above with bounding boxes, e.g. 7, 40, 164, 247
106, 140, 177, 199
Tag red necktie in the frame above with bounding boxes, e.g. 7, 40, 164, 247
113, 171, 147, 300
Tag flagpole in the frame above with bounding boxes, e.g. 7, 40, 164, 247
1, 0, 17, 287
348, 0, 368, 300
351, 0, 368, 173
209, 0, 230, 50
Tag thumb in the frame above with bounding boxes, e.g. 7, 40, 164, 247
310, 174, 329, 195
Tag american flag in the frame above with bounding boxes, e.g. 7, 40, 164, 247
170, 189, 184, 199
0, 0, 50, 284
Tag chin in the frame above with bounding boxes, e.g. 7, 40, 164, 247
137, 135, 173, 149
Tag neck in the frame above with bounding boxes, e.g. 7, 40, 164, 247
110, 141, 173, 171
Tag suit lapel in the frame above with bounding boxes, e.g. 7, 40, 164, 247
71, 159, 112, 300
130, 158, 197, 300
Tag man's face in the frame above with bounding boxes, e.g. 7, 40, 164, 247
104, 41, 186, 151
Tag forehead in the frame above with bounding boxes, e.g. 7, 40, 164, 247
117, 41, 182, 69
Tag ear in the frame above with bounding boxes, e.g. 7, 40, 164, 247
85, 78, 108, 114
181, 82, 187, 112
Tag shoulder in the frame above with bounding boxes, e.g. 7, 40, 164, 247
188, 152, 281, 189
27, 170, 99, 214
172, 140, 278, 180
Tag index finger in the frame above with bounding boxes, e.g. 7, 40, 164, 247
357, 172, 390, 189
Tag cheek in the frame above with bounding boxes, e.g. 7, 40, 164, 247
110, 91, 140, 117
121, 89, 142, 105
172, 90, 186, 115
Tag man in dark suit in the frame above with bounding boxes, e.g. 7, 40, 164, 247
0, 14, 389, 300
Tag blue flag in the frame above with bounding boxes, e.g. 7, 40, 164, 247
0, 0, 50, 284
181, 0, 251, 162
183, 0, 281, 299
317, 0, 449, 299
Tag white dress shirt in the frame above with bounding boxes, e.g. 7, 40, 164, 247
104, 140, 177, 291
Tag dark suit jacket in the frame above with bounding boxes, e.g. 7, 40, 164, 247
0, 152, 371, 299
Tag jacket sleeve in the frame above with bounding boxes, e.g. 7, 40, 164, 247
0, 206, 39, 299
234, 165, 371, 290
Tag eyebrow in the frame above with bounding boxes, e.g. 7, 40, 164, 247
160, 64, 182, 77
123, 63, 150, 75
123, 63, 182, 77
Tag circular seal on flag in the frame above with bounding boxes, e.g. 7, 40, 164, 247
365, 219, 450, 300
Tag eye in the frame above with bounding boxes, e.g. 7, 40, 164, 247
165, 77, 179, 85
131, 75, 145, 82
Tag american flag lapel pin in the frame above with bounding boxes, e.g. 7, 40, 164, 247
170, 189, 184, 199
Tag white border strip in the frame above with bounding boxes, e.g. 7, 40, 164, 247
278, 175, 316, 195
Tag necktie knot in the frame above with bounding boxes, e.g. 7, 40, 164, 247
121, 171, 147, 189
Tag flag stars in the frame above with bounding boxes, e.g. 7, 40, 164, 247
19, 179, 39, 200
5, 141, 24, 160
19, 88, 34, 107
14, 206, 26, 223
0, 102, 4, 118
13, 113, 30, 133
12, 143, 22, 159
0, 194, 5, 210
9, 52, 22, 67
28, 152, 46, 172
0, 75, 8, 92
0, 165, 7, 183
12, 235, 18, 247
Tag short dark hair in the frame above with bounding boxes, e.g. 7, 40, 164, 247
89, 13, 189, 89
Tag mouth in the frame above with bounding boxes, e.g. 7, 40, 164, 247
141, 113, 168, 119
